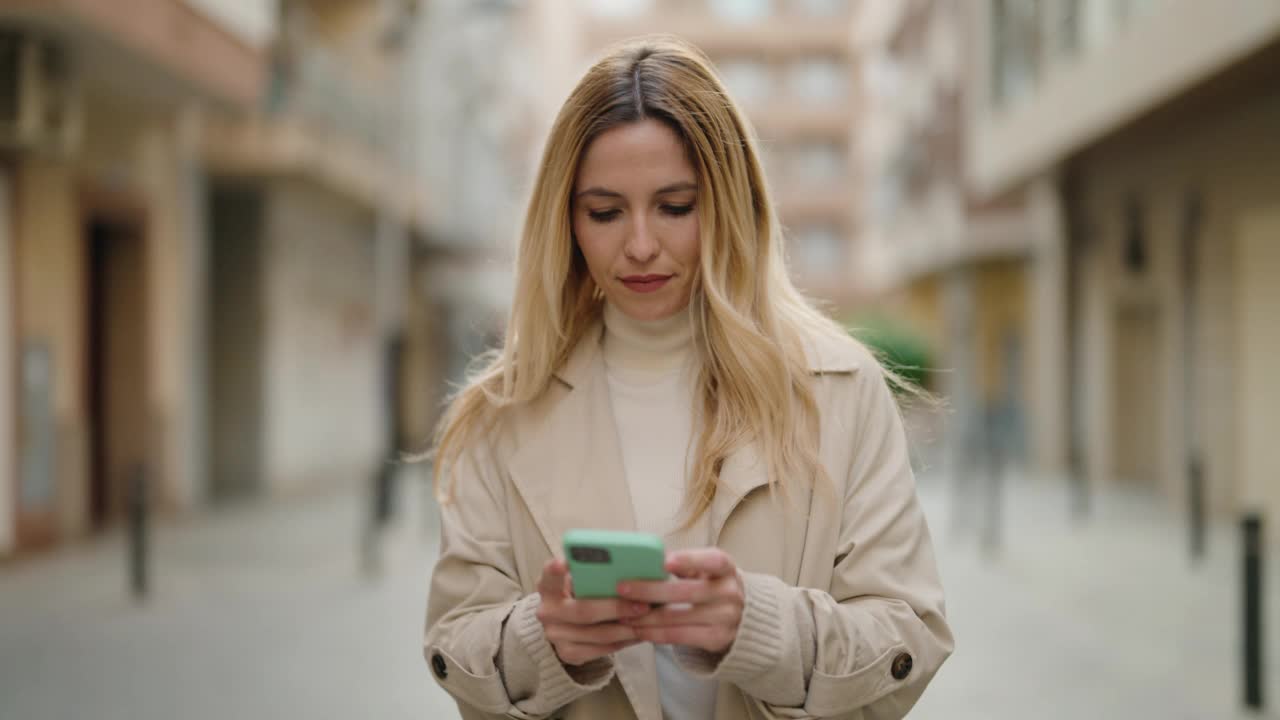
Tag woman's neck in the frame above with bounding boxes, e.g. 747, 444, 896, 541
602, 302, 695, 373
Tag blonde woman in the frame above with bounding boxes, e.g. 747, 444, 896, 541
425, 36, 952, 720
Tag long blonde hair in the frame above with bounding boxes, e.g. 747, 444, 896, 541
431, 35, 855, 525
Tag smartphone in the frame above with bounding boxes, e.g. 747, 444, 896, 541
563, 528, 667, 599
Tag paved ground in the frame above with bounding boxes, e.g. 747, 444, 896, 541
0, 470, 458, 720
2, 467, 1277, 719
912, 471, 1278, 720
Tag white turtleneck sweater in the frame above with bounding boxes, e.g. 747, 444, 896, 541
601, 302, 718, 720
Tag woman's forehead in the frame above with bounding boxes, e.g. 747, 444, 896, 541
576, 120, 696, 193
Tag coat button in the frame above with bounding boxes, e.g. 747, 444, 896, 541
890, 652, 913, 680
431, 652, 448, 680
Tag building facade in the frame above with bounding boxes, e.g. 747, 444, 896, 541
0, 0, 272, 555
0, 0, 449, 558
201, 0, 425, 501
855, 0, 1039, 479
561, 0, 863, 306
965, 0, 1280, 519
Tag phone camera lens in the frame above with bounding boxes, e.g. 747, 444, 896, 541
571, 546, 611, 563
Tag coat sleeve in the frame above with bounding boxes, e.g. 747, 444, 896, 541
424, 438, 616, 719
678, 362, 954, 718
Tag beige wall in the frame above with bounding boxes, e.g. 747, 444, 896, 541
1026, 175, 1069, 474
138, 117, 202, 510
15, 157, 87, 538
1071, 93, 1280, 515
1234, 208, 1280, 518
8, 93, 203, 549
78, 97, 201, 513
973, 261, 1027, 408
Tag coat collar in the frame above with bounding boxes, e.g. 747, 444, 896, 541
512, 319, 862, 556
551, 319, 861, 390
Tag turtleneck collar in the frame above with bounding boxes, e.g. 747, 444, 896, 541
602, 302, 695, 373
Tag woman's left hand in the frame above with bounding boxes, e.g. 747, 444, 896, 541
616, 548, 745, 654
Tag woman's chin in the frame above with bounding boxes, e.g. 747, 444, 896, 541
610, 295, 689, 322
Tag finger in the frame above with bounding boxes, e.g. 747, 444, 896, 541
666, 548, 736, 579
632, 624, 737, 653
621, 602, 739, 628
558, 597, 651, 625
544, 620, 639, 645
617, 578, 713, 605
537, 559, 569, 598
555, 638, 643, 667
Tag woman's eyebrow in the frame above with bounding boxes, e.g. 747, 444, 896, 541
576, 187, 622, 199
655, 181, 697, 195
575, 181, 697, 200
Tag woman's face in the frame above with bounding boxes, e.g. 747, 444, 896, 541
573, 119, 701, 322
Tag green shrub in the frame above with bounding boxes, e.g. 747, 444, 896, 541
846, 316, 933, 393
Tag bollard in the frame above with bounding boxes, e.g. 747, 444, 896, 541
1069, 446, 1091, 521
1242, 512, 1264, 710
1188, 457, 1206, 563
981, 406, 1004, 558
362, 333, 406, 579
127, 464, 149, 601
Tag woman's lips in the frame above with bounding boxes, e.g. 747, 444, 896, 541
621, 275, 672, 293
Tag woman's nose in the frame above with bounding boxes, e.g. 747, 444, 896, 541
624, 217, 660, 263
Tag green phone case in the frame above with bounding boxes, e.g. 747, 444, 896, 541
563, 529, 667, 598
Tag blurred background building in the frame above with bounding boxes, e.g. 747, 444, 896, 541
965, 0, 1280, 521
0, 0, 518, 557
2, 2, 1280, 718
855, 0, 1280, 524
570, 0, 862, 302
0, 0, 280, 554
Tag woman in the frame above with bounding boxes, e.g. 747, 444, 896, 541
424, 36, 952, 720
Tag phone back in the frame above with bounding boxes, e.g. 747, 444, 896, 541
563, 529, 667, 598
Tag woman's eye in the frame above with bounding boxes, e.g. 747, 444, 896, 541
587, 209, 621, 223
662, 204, 694, 217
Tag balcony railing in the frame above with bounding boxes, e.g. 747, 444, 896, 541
266, 42, 395, 159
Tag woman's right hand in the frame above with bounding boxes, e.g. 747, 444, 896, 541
535, 558, 651, 666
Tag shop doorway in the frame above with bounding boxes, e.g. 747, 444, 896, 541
83, 201, 148, 531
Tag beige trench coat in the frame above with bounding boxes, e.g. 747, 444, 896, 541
424, 324, 953, 720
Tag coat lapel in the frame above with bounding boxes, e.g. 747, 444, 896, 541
709, 442, 769, 544
712, 441, 814, 587
507, 323, 660, 719
508, 323, 637, 558
712, 327, 860, 583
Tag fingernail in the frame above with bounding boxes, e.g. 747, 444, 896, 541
616, 583, 630, 595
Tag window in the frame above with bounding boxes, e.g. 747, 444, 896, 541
585, 0, 653, 18
1048, 0, 1082, 60
791, 0, 847, 18
709, 0, 772, 23
756, 140, 784, 177
991, 0, 1043, 107
790, 141, 846, 182
717, 59, 773, 105
1123, 195, 1147, 274
792, 225, 845, 279
786, 58, 847, 102
1079, 0, 1116, 53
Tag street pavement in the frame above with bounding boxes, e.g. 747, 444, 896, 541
1, 467, 1277, 719
0, 470, 459, 720
912, 470, 1278, 720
